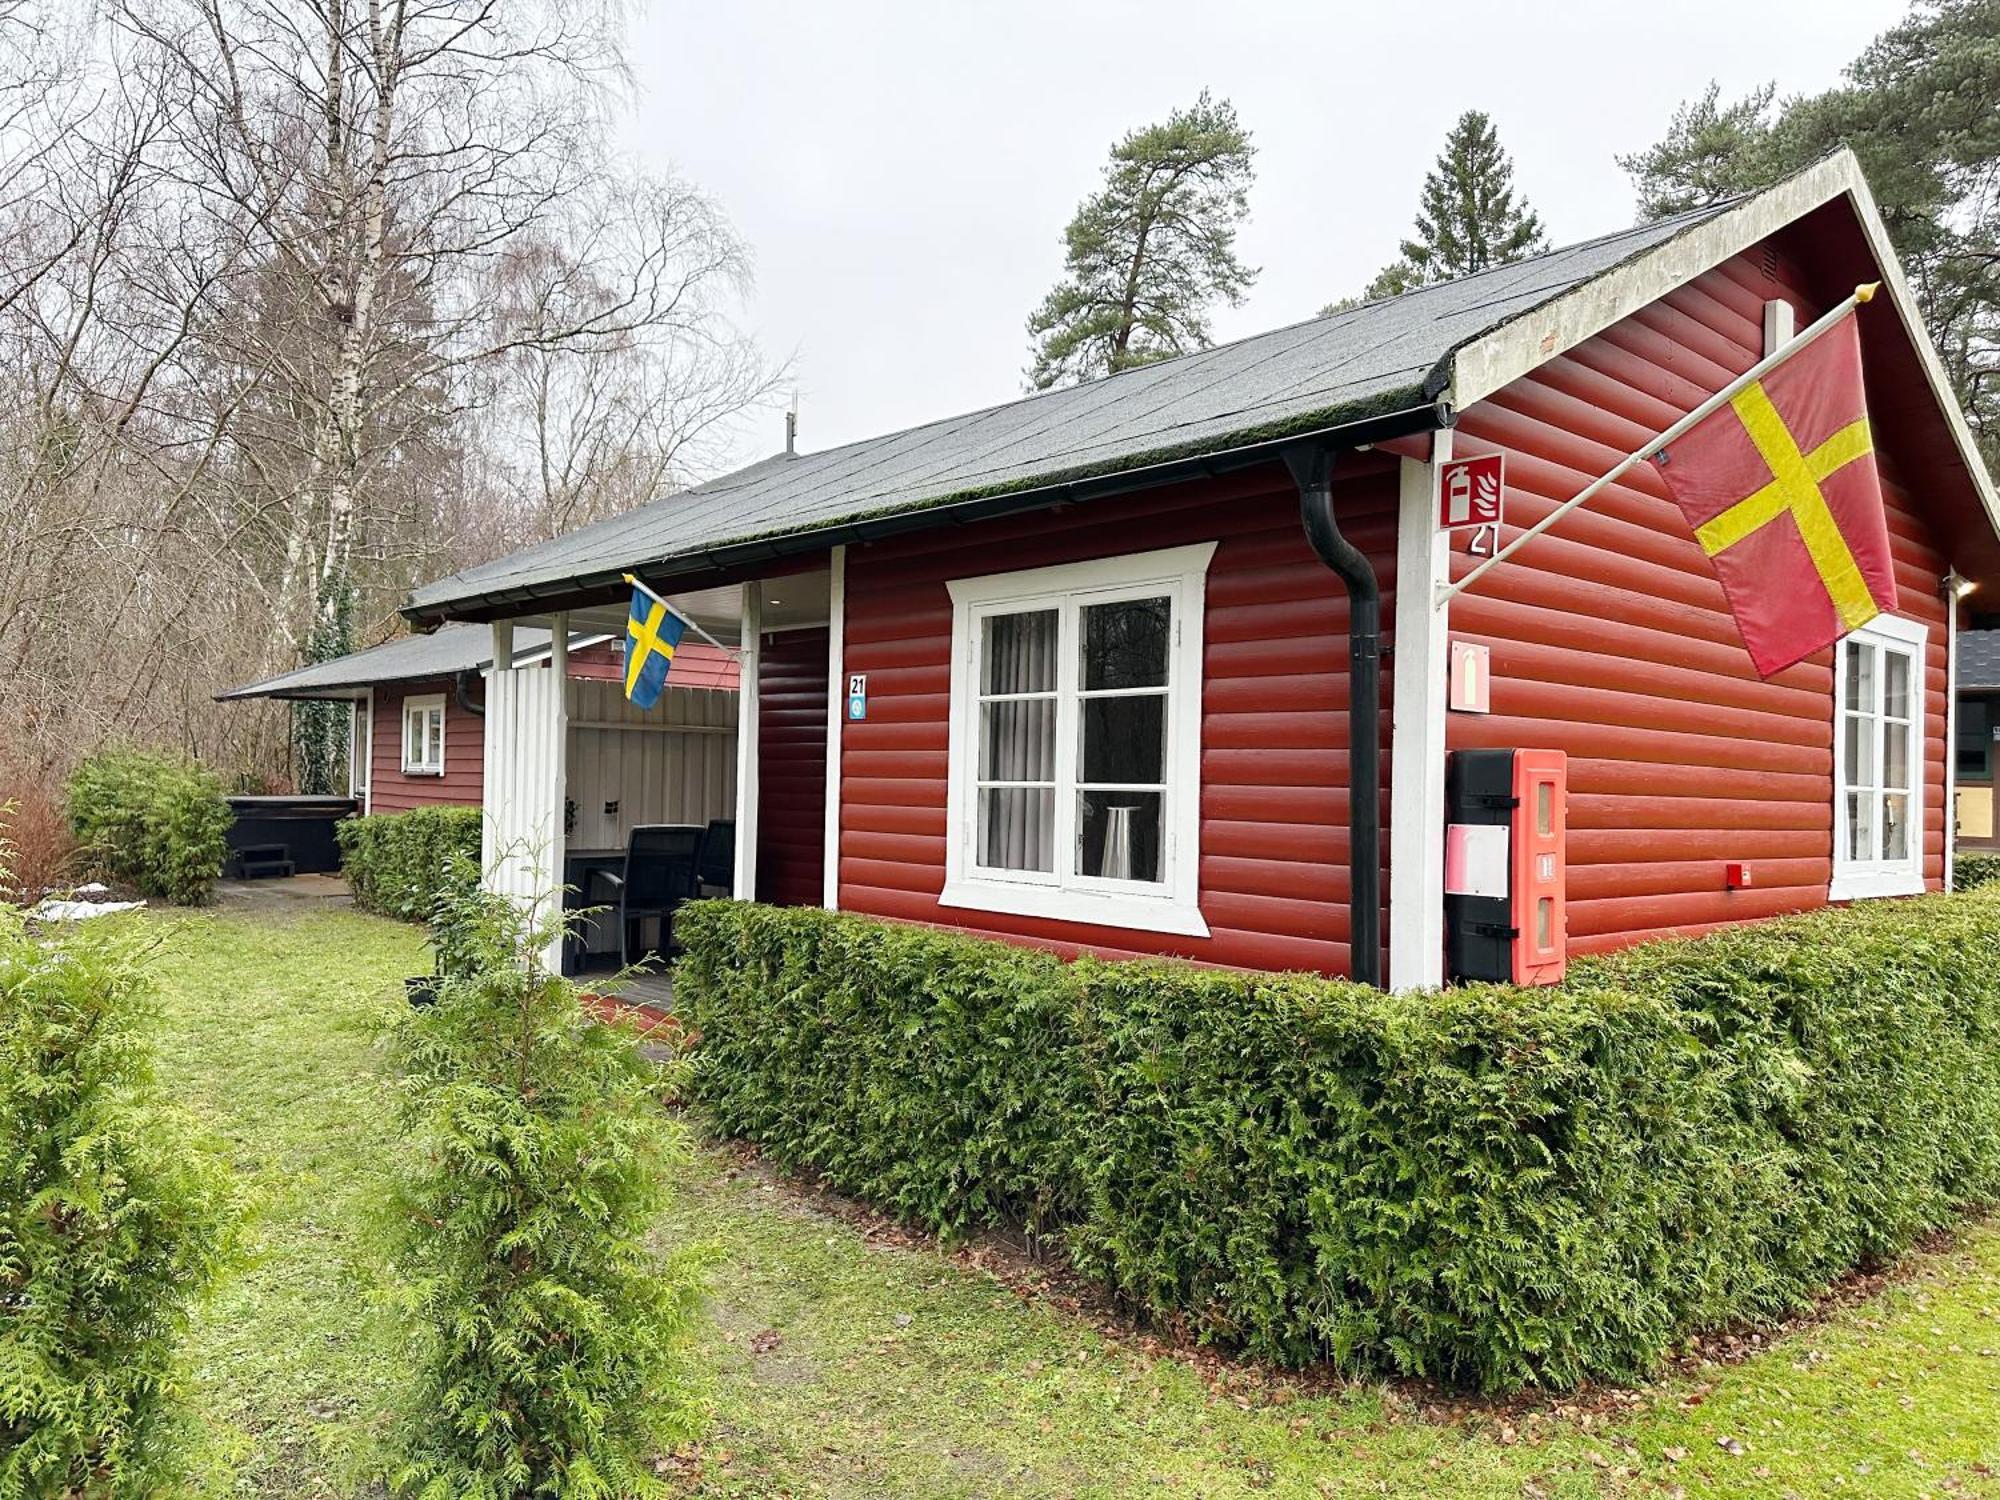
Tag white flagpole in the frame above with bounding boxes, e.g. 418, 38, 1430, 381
621, 572, 744, 659
1435, 282, 1880, 609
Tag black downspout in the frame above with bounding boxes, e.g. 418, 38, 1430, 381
1283, 442, 1383, 988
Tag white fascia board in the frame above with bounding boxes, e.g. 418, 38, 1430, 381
1444, 149, 2000, 553
511, 631, 615, 670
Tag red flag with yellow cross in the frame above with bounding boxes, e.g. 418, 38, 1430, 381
1652, 304, 1897, 678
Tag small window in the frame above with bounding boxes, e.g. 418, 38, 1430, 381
401, 694, 446, 775
943, 543, 1215, 936
1831, 618, 1926, 900
1957, 697, 1992, 780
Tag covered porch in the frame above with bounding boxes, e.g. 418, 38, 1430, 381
477, 562, 841, 975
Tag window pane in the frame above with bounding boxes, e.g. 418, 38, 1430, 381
1080, 694, 1165, 785
978, 788, 1054, 872
1884, 717, 1909, 792
981, 698, 1055, 781
1958, 699, 1993, 778
1844, 713, 1876, 788
1077, 791, 1163, 882
1844, 641, 1873, 712
1882, 791, 1911, 862
1883, 650, 1912, 721
982, 610, 1057, 695
1846, 790, 1875, 862
1081, 596, 1171, 690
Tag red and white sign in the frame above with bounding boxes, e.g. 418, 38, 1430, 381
1439, 453, 1505, 531
1448, 640, 1490, 713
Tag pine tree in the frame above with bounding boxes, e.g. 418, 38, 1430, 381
1362, 111, 1548, 301
1026, 92, 1257, 389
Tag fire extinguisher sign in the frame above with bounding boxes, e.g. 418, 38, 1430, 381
1438, 453, 1505, 532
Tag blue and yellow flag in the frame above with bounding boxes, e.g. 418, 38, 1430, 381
623, 580, 686, 710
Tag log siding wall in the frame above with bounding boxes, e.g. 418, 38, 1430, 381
756, 626, 830, 907
836, 456, 1400, 977
1446, 242, 1949, 954
369, 678, 484, 813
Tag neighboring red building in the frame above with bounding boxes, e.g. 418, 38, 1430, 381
401, 152, 2000, 990
221, 624, 738, 816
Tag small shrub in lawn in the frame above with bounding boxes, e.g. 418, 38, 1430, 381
378, 867, 710, 1498
677, 893, 2000, 1391
336, 806, 482, 921
0, 901, 243, 1496
0, 760, 77, 900
63, 746, 231, 905
1954, 849, 2000, 892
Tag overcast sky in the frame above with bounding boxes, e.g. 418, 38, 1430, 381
621, 0, 1904, 470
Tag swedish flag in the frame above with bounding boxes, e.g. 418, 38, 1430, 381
623, 580, 686, 710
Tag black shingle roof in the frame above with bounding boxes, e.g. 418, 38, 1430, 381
1960, 630, 2000, 692
217, 623, 553, 701
407, 201, 1737, 622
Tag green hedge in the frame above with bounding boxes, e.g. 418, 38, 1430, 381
1, 903, 243, 1492
335, 806, 482, 920
675, 893, 2000, 1391
1954, 849, 2000, 892
64, 747, 232, 905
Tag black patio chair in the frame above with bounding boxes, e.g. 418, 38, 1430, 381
592, 824, 702, 968
695, 819, 735, 896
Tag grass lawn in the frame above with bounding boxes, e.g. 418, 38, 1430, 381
141, 901, 2000, 1499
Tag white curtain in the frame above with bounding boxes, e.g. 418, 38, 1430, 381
980, 610, 1056, 872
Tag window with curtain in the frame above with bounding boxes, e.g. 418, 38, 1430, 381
1831, 617, 1926, 899
945, 544, 1214, 936
402, 695, 446, 775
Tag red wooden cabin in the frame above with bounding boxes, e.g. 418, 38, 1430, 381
221, 624, 738, 826
401, 152, 2000, 988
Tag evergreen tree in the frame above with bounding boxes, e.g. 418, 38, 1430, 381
1618, 82, 1784, 219
1620, 0, 2000, 466
378, 872, 710, 1498
1363, 111, 1548, 301
0, 899, 243, 1497
293, 574, 356, 796
1026, 92, 1257, 389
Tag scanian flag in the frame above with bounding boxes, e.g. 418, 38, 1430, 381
1652, 311, 1897, 678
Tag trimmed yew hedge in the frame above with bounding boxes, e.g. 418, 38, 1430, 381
335, 806, 482, 920
1955, 850, 2000, 892
675, 891, 2000, 1391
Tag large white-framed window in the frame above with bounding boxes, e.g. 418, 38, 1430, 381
401, 693, 446, 776
1831, 614, 1927, 901
942, 542, 1216, 937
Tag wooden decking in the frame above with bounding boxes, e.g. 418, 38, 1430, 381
604, 970, 674, 1010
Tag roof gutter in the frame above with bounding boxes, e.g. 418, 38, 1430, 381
402, 400, 1457, 626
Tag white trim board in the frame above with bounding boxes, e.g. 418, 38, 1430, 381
1388, 438, 1450, 991
822, 544, 847, 910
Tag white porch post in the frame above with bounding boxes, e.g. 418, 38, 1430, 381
733, 585, 762, 900
358, 688, 374, 813
481, 613, 567, 970
1388, 432, 1452, 991
822, 545, 846, 909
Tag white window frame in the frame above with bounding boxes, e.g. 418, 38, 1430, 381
1830, 614, 1927, 901
401, 693, 447, 776
942, 542, 1214, 937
